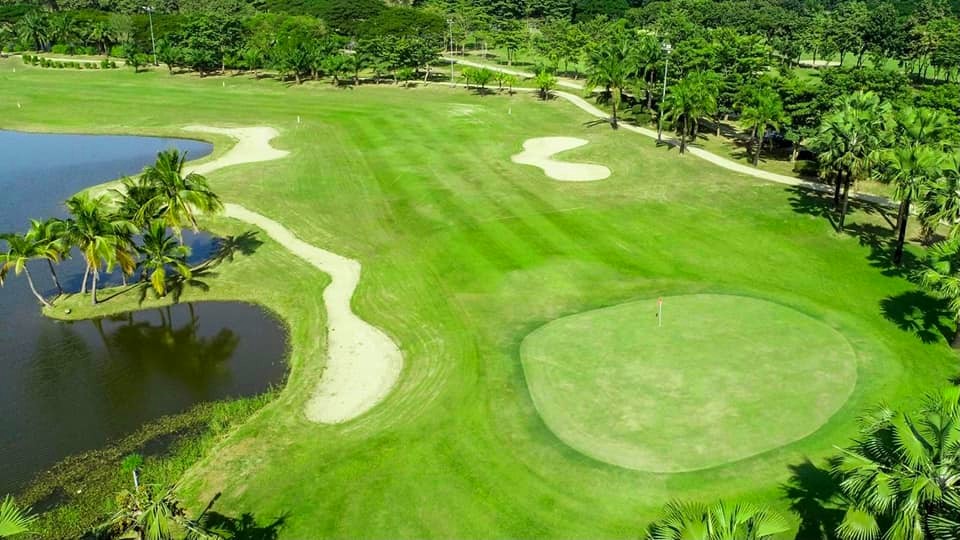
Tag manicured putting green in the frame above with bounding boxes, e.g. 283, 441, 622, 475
520, 294, 858, 473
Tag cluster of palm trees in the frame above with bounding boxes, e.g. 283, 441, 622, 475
1, 11, 129, 54
809, 92, 960, 254
0, 149, 222, 308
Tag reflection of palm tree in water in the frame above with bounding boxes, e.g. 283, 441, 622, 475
98, 304, 240, 398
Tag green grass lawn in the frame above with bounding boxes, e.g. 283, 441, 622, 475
1, 59, 956, 539
521, 294, 859, 473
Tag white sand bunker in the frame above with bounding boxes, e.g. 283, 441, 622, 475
511, 137, 611, 182
183, 125, 403, 424
224, 204, 403, 425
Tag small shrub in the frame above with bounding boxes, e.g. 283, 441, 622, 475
793, 159, 819, 178
109, 45, 125, 58
100, 58, 110, 69
109, 61, 117, 69
21, 53, 31, 64
50, 43, 71, 55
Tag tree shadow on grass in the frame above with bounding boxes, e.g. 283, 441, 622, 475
880, 290, 952, 345
198, 493, 289, 540
845, 222, 922, 279
781, 459, 844, 540
786, 185, 897, 229
204, 511, 289, 540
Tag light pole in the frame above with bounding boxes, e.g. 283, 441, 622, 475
142, 6, 157, 66
657, 42, 672, 145
447, 18, 455, 85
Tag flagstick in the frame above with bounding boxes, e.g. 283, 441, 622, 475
658, 302, 662, 327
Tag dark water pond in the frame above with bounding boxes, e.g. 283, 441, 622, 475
0, 130, 288, 493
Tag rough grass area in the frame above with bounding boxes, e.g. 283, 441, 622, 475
1, 58, 957, 539
521, 294, 859, 473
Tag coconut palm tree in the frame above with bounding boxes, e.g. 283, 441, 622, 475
98, 484, 219, 540
64, 193, 137, 305
647, 499, 790, 540
833, 387, 960, 540
27, 217, 67, 296
884, 145, 943, 265
918, 236, 960, 348
739, 86, 787, 167
138, 220, 192, 298
139, 150, 223, 240
585, 31, 637, 129
809, 91, 891, 232
16, 10, 49, 51
0, 231, 58, 307
112, 175, 160, 228
0, 495, 36, 539
86, 20, 115, 55
663, 75, 718, 154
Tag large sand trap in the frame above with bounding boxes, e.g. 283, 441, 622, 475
223, 204, 403, 424
511, 137, 611, 182
183, 125, 403, 424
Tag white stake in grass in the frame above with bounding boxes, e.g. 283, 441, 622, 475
657, 297, 663, 327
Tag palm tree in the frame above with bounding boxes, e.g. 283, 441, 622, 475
98, 484, 219, 540
64, 193, 137, 305
0, 495, 36, 539
739, 86, 787, 167
47, 12, 75, 47
534, 70, 556, 100
27, 218, 67, 296
833, 388, 960, 540
585, 32, 637, 129
662, 75, 717, 155
809, 91, 891, 232
138, 220, 192, 298
16, 10, 49, 51
918, 236, 960, 348
86, 21, 115, 55
112, 175, 160, 228
139, 150, 223, 239
647, 500, 790, 540
919, 152, 960, 243
883, 145, 942, 265
0, 232, 57, 307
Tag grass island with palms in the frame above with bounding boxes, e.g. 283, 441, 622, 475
2, 42, 960, 539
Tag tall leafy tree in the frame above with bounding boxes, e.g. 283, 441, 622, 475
739, 85, 787, 167
919, 236, 960, 348
26, 218, 67, 296
585, 22, 637, 129
139, 149, 223, 239
64, 193, 137, 305
809, 91, 891, 232
0, 231, 57, 307
884, 146, 942, 265
662, 75, 715, 155
137, 220, 193, 298
16, 10, 48, 51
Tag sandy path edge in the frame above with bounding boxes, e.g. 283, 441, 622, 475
184, 125, 403, 424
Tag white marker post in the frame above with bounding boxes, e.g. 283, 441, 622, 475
657, 297, 663, 327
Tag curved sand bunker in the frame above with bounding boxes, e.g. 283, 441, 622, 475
185, 126, 403, 424
511, 137, 611, 182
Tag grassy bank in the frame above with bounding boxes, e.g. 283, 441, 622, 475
3, 58, 956, 538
